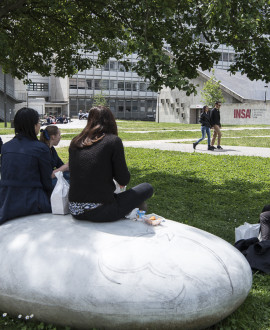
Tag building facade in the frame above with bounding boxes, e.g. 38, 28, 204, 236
1, 42, 266, 124
158, 69, 270, 125
7, 52, 157, 121
69, 52, 157, 120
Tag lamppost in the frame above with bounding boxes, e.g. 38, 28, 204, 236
4, 73, 7, 128
264, 85, 268, 103
157, 92, 160, 123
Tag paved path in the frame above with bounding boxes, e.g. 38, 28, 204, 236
2, 120, 270, 158
55, 138, 270, 158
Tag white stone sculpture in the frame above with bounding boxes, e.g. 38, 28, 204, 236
0, 214, 252, 329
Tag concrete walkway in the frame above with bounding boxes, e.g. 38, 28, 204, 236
56, 138, 270, 158
2, 119, 270, 158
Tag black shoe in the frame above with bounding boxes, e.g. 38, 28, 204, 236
208, 145, 214, 151
193, 143, 197, 150
217, 145, 223, 149
138, 202, 147, 212
211, 145, 216, 149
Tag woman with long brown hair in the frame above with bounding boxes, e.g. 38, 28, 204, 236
68, 106, 153, 222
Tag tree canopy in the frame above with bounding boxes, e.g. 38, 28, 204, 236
1, 0, 270, 94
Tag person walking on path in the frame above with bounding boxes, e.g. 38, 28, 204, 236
210, 101, 223, 149
193, 106, 214, 151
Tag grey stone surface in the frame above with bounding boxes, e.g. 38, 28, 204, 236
0, 214, 252, 329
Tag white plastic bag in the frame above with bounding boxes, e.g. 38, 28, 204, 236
125, 208, 139, 220
50, 171, 70, 215
235, 222, 260, 242
114, 180, 126, 194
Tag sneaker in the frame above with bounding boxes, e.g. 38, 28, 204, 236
193, 143, 197, 150
208, 146, 214, 151
217, 145, 223, 149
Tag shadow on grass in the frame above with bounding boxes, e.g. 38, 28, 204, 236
128, 167, 268, 244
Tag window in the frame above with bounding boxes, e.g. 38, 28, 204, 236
101, 80, 110, 90
110, 61, 117, 71
140, 83, 146, 91
223, 53, 228, 62
27, 82, 49, 91
118, 62, 125, 72
78, 79, 87, 89
118, 100, 124, 112
95, 79, 101, 90
118, 82, 124, 91
78, 99, 85, 111
110, 80, 118, 90
140, 100, 145, 112
132, 100, 138, 112
86, 79, 92, 89
229, 53, 235, 62
103, 62, 110, 71
109, 99, 116, 112
125, 82, 131, 91
132, 82, 138, 91
147, 100, 153, 112
69, 79, 77, 89
126, 100, 131, 112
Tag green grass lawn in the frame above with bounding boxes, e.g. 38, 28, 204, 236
1, 121, 270, 329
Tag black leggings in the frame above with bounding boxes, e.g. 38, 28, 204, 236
73, 183, 153, 222
260, 205, 270, 240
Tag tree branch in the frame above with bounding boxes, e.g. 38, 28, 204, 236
0, 0, 27, 19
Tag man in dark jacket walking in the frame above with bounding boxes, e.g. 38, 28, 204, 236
210, 101, 222, 149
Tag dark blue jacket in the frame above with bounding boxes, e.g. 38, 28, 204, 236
51, 146, 64, 169
0, 137, 2, 154
0, 135, 52, 223
199, 112, 212, 128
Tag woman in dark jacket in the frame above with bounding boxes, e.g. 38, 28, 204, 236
193, 106, 214, 151
0, 107, 52, 224
69, 105, 153, 222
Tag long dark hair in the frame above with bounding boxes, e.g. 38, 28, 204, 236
70, 106, 118, 149
14, 107, 39, 140
202, 105, 209, 113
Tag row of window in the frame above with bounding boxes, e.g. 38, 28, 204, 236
27, 83, 49, 91
75, 60, 137, 73
218, 52, 235, 62
69, 98, 156, 117
69, 79, 153, 92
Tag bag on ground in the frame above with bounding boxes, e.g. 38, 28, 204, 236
235, 222, 260, 242
50, 171, 70, 215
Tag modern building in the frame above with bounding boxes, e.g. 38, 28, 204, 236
69, 52, 157, 120
0, 71, 26, 123
0, 42, 265, 124
5, 52, 157, 121
158, 68, 270, 125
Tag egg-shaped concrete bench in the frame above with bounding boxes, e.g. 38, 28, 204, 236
0, 214, 252, 329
